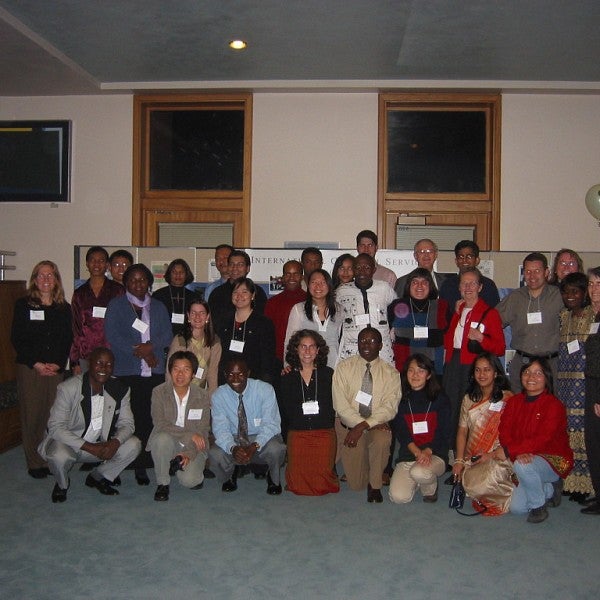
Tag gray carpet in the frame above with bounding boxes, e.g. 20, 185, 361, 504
1, 446, 598, 600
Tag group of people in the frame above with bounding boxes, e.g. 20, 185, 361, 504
11, 235, 600, 524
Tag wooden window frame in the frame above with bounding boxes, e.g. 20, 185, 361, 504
132, 93, 252, 246
377, 92, 501, 250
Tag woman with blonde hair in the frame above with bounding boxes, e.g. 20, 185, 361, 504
11, 260, 72, 478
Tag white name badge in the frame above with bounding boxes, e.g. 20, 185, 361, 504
91, 417, 103, 431
302, 401, 319, 415
412, 420, 428, 434
195, 367, 205, 379
229, 340, 245, 352
132, 318, 149, 334
29, 310, 45, 321
590, 323, 600, 335
318, 321, 327, 332
354, 313, 370, 326
92, 306, 106, 319
187, 408, 203, 420
414, 326, 428, 339
355, 390, 372, 406
253, 418, 262, 427
567, 339, 580, 354
489, 401, 504, 412
171, 312, 184, 324
470, 322, 485, 333
527, 311, 542, 324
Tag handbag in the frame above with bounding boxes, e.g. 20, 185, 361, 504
466, 305, 493, 354
448, 481, 465, 509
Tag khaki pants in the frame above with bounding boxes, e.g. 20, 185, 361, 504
340, 428, 391, 491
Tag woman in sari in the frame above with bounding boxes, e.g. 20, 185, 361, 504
452, 352, 513, 515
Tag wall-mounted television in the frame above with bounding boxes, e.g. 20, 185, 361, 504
0, 120, 71, 202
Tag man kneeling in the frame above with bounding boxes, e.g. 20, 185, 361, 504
147, 351, 211, 501
209, 357, 286, 495
39, 347, 141, 503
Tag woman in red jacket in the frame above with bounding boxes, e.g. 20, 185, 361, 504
498, 358, 573, 523
443, 267, 505, 457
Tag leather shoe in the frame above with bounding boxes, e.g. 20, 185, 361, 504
154, 484, 169, 501
51, 480, 69, 503
190, 481, 204, 490
527, 505, 548, 523
203, 468, 216, 479
112, 475, 121, 487
135, 469, 150, 486
222, 478, 238, 492
85, 474, 119, 496
28, 467, 50, 479
367, 484, 383, 503
423, 488, 438, 503
266, 473, 282, 495
547, 478, 563, 507
581, 496, 597, 506
581, 502, 600, 515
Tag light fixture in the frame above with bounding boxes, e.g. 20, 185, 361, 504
229, 40, 247, 50
585, 184, 600, 224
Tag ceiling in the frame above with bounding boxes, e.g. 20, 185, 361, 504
1, 0, 600, 96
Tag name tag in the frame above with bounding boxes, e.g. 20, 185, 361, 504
355, 390, 372, 406
230, 340, 245, 352
195, 367, 205, 379
567, 339, 580, 354
414, 326, 428, 339
253, 418, 262, 427
187, 408, 203, 420
29, 310, 44, 321
489, 401, 504, 412
527, 311, 542, 324
590, 323, 600, 335
302, 401, 319, 415
171, 312, 184, 324
354, 313, 370, 326
470, 322, 485, 333
412, 420, 428, 434
318, 321, 327, 332
132, 318, 149, 334
92, 306, 106, 319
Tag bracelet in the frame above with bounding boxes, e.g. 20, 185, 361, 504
454, 459, 466, 465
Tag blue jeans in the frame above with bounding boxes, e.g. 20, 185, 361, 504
510, 455, 559, 514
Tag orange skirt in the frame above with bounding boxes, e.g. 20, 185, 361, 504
286, 428, 339, 496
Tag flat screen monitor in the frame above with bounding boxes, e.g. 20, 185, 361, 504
0, 120, 71, 202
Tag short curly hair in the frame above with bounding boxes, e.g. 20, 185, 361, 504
285, 329, 329, 370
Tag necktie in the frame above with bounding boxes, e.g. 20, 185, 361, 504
236, 393, 250, 447
359, 362, 373, 418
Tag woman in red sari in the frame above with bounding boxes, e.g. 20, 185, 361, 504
452, 352, 513, 515
280, 329, 339, 495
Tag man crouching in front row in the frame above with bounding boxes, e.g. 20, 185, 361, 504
38, 347, 141, 503
209, 357, 286, 495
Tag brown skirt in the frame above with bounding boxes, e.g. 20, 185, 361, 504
286, 428, 339, 496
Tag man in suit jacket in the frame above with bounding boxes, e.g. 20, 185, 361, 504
147, 350, 211, 501
394, 238, 448, 297
39, 347, 141, 503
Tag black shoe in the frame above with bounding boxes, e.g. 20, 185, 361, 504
28, 468, 49, 479
190, 481, 204, 490
203, 468, 216, 479
154, 484, 169, 501
135, 469, 150, 486
569, 491, 589, 504
51, 480, 69, 503
547, 479, 564, 507
527, 505, 549, 523
266, 473, 282, 495
581, 496, 597, 506
367, 484, 383, 503
581, 502, 600, 515
222, 478, 238, 492
169, 456, 184, 476
112, 476, 121, 487
423, 488, 438, 503
85, 474, 119, 496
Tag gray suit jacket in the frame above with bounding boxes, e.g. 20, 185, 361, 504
147, 382, 211, 460
39, 374, 134, 458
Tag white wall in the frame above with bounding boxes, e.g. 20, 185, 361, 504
1, 91, 600, 296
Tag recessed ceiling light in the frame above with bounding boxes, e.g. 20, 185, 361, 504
229, 40, 247, 50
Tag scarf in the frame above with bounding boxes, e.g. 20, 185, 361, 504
126, 291, 152, 376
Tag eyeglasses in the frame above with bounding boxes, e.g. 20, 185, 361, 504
36, 273, 55, 280
416, 249, 435, 255
559, 261, 577, 268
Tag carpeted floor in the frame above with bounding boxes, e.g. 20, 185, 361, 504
1, 446, 598, 600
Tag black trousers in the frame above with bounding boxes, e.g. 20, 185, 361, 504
584, 376, 600, 497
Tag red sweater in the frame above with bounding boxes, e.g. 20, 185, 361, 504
498, 390, 573, 477
264, 288, 307, 361
443, 299, 505, 364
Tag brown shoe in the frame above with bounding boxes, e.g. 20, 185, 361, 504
423, 488, 438, 503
